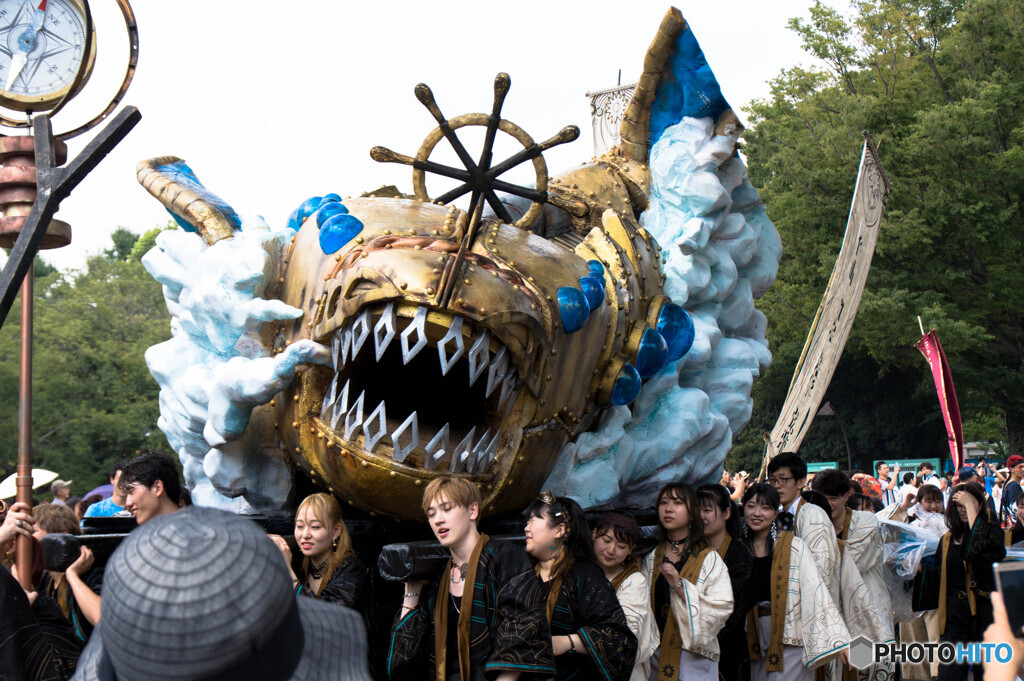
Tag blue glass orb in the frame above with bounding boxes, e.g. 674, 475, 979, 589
320, 193, 342, 206
656, 303, 695, 361
316, 201, 349, 228
587, 260, 605, 284
319, 213, 364, 254
634, 327, 670, 378
286, 207, 304, 232
299, 196, 322, 219
579, 276, 604, 311
611, 363, 642, 406
557, 286, 590, 333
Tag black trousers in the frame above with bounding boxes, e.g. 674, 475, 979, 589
936, 595, 994, 681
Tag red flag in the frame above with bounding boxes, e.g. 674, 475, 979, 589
915, 330, 964, 470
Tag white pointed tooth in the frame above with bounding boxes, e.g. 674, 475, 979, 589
477, 430, 500, 469
424, 423, 450, 471
332, 333, 341, 371
330, 380, 350, 430
485, 346, 508, 397
401, 306, 429, 365
449, 426, 476, 474
350, 309, 371, 359
498, 372, 517, 411
467, 332, 490, 387
467, 428, 492, 474
363, 400, 387, 452
390, 411, 419, 464
374, 302, 397, 361
438, 317, 465, 376
339, 326, 352, 366
343, 391, 365, 441
321, 375, 339, 419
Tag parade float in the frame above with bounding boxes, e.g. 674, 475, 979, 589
134, 7, 782, 522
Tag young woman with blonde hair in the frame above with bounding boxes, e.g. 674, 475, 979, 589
271, 492, 368, 610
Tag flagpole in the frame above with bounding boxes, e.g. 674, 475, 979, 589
917, 316, 925, 336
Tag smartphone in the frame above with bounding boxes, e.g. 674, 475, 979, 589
994, 562, 1024, 638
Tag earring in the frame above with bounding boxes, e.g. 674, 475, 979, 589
742, 522, 748, 538
770, 522, 777, 542
332, 538, 338, 550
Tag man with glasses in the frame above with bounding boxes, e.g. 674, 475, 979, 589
767, 453, 842, 607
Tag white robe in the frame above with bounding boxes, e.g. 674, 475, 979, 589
793, 501, 842, 608
639, 547, 734, 662
615, 570, 657, 681
764, 535, 850, 670
841, 510, 895, 643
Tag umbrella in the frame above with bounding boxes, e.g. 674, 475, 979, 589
83, 483, 113, 500
0, 468, 59, 500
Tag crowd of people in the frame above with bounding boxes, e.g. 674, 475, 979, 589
1, 450, 1022, 681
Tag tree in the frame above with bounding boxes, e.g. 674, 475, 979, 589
731, 0, 1024, 470
0, 232, 172, 496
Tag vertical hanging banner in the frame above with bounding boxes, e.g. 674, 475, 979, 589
587, 83, 636, 157
768, 135, 891, 458
915, 330, 964, 470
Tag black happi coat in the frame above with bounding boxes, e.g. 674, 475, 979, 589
546, 560, 638, 681
296, 554, 369, 610
38, 564, 104, 645
913, 513, 1006, 612
718, 537, 754, 681
387, 539, 555, 681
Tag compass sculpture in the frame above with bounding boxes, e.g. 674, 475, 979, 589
0, 0, 140, 590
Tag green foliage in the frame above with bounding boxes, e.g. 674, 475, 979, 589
0, 232, 172, 496
730, 0, 1024, 471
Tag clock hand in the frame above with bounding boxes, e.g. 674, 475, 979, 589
5, 0, 48, 92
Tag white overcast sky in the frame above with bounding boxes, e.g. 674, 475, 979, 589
4, 0, 848, 271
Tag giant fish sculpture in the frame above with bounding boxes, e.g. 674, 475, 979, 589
138, 8, 781, 520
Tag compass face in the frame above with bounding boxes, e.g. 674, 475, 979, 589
0, 0, 95, 111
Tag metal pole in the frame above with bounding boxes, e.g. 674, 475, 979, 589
16, 262, 33, 589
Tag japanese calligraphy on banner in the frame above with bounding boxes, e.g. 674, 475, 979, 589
587, 84, 635, 157
915, 330, 964, 470
767, 136, 891, 459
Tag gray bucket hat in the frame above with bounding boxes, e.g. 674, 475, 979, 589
71, 506, 370, 681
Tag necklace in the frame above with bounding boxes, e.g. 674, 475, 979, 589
450, 562, 468, 583
667, 538, 686, 550
310, 557, 329, 579
451, 592, 461, 615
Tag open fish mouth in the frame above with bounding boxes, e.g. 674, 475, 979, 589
314, 302, 522, 476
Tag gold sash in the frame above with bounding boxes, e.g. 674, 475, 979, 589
543, 556, 575, 624
651, 542, 713, 681
716, 535, 732, 562
434, 533, 489, 681
837, 510, 853, 558
611, 560, 640, 591
746, 532, 794, 673
935, 532, 976, 636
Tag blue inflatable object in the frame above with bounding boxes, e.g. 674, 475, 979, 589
316, 201, 349, 228
579, 276, 604, 312
319, 213, 364, 254
656, 303, 695, 361
587, 260, 605, 284
611, 363, 642, 406
634, 327, 670, 378
557, 286, 590, 334
286, 207, 304, 232
320, 193, 342, 206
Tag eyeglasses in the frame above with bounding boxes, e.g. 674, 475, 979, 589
767, 476, 794, 485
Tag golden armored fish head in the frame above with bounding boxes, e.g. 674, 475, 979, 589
139, 8, 738, 520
